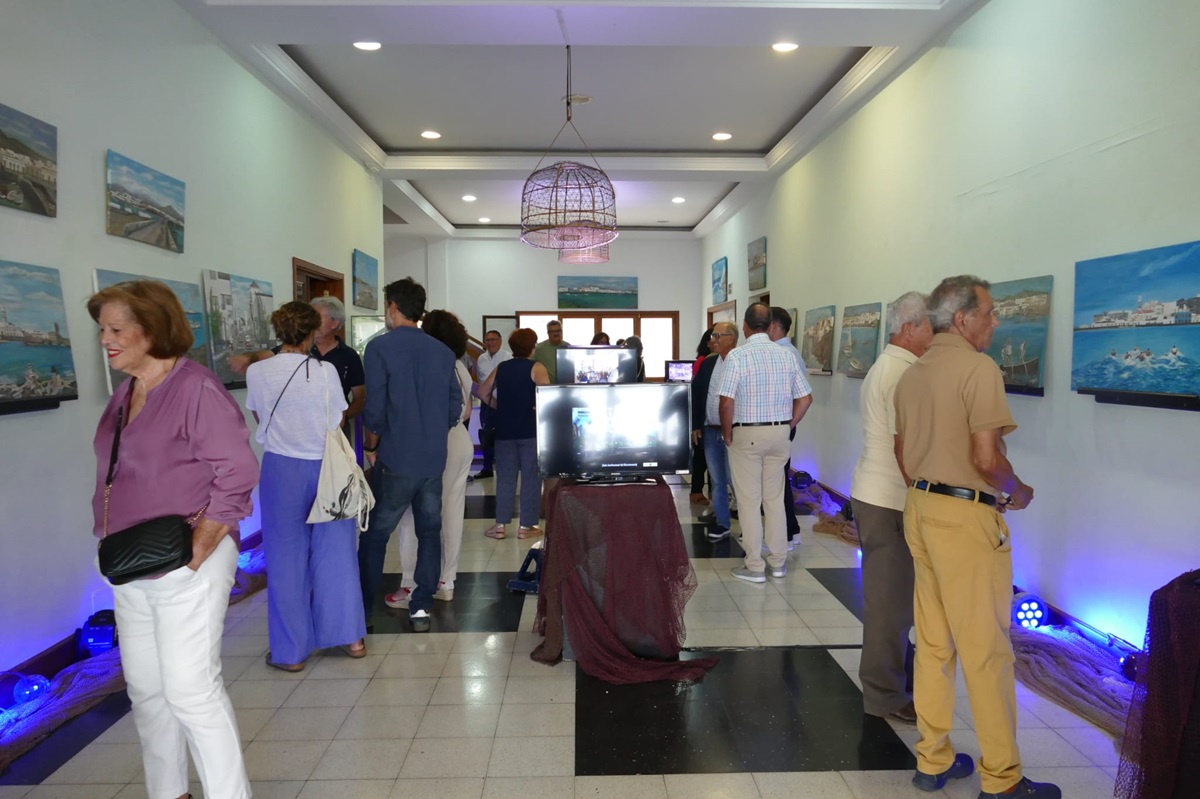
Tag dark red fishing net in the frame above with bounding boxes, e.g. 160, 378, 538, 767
1115, 568, 1200, 799
532, 479, 718, 684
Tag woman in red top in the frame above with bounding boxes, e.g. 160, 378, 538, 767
689, 328, 715, 503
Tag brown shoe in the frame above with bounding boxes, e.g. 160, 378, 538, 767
689, 493, 710, 505
887, 701, 917, 724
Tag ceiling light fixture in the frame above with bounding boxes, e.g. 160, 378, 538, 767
478, 217, 491, 224
420, 130, 441, 140
353, 42, 382, 51
521, 45, 617, 252
672, 197, 686, 204
712, 132, 732, 141
558, 243, 609, 265
772, 42, 799, 53
462, 195, 477, 202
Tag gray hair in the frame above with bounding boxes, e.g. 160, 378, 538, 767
927, 275, 990, 333
713, 321, 739, 343
887, 291, 929, 336
310, 295, 346, 325
546, 319, 562, 331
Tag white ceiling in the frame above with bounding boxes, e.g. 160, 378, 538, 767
176, 0, 985, 237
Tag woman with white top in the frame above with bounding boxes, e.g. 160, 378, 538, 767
384, 310, 474, 608
246, 301, 367, 670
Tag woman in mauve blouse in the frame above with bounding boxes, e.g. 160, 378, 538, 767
90, 280, 258, 799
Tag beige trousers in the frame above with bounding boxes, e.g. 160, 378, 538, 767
726, 424, 790, 572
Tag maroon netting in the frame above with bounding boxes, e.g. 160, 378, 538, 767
1116, 568, 1200, 799
532, 479, 718, 684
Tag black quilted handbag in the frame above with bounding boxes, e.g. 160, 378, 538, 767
97, 406, 203, 585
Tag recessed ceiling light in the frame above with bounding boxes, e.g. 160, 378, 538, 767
462, 195, 477, 202
712, 132, 733, 141
671, 197, 686, 204
772, 42, 799, 53
420, 130, 441, 140
478, 217, 491, 223
353, 42, 382, 51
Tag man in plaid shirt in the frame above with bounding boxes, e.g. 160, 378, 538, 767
717, 303, 813, 582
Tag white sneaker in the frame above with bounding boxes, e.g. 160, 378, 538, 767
730, 566, 766, 584
410, 609, 431, 632
384, 587, 411, 609
770, 564, 788, 579
434, 582, 454, 602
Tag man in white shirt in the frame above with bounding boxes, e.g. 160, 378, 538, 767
768, 307, 805, 548
850, 291, 933, 724
472, 329, 511, 480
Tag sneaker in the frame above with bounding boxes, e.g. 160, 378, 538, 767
977, 777, 1062, 799
434, 582, 454, 602
769, 563, 787, 579
384, 587, 411, 609
913, 753, 975, 792
706, 526, 731, 542
698, 509, 716, 524
730, 566, 766, 584
410, 609, 431, 633
473, 469, 494, 480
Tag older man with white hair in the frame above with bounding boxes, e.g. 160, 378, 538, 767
849, 291, 933, 725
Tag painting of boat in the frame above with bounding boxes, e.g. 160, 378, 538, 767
987, 275, 1052, 394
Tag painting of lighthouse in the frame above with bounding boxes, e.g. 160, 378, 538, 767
201, 270, 275, 385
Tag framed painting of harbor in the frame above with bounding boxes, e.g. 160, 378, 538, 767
801, 305, 835, 376
0, 102, 57, 218
711, 257, 728, 305
106, 150, 185, 253
986, 276, 1052, 396
94, 270, 209, 394
557, 275, 638, 309
202, 270, 276, 387
0, 260, 77, 414
1072, 240, 1200, 409
747, 237, 767, 292
352, 249, 378, 310
836, 303, 882, 378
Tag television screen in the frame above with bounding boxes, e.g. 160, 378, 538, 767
665, 360, 694, 382
536, 384, 691, 477
555, 346, 638, 384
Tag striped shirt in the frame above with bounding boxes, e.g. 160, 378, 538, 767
717, 333, 812, 423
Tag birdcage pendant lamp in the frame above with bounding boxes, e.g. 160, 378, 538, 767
521, 46, 617, 251
558, 242, 609, 264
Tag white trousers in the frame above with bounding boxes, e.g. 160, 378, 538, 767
112, 535, 249, 799
727, 424, 791, 572
399, 423, 473, 589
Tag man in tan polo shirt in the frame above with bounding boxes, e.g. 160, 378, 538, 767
850, 291, 933, 725
894, 276, 1058, 799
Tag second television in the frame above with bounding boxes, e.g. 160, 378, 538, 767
555, 346, 638, 384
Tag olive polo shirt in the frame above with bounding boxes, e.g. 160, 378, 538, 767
893, 333, 1016, 497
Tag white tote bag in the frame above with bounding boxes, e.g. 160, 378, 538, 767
307, 364, 375, 531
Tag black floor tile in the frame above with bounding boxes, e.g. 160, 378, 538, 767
0, 690, 131, 784
809, 567, 865, 623
681, 522, 747, 559
369, 571, 525, 634
574, 648, 914, 776
464, 494, 497, 519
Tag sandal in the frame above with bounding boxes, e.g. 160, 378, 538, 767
340, 640, 367, 659
484, 524, 506, 539
517, 525, 543, 539
265, 652, 304, 673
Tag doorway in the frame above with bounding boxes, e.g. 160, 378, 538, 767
292, 257, 345, 303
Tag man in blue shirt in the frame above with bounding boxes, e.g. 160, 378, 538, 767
359, 278, 461, 632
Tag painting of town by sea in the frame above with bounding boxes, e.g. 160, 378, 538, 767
558, 275, 638, 309
801, 305, 835, 375
712, 257, 728, 305
202, 270, 275, 385
352, 249, 378, 310
747, 236, 767, 292
106, 150, 185, 253
0, 102, 57, 217
1072, 239, 1200, 400
836, 303, 882, 378
0, 261, 77, 412
94, 270, 209, 394
987, 275, 1052, 395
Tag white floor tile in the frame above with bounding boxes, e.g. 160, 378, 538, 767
429, 676, 509, 705
400, 738, 494, 778
356, 677, 439, 706
441, 652, 513, 677
415, 704, 502, 738
375, 652, 451, 679
502, 676, 575, 704
309, 738, 411, 780
282, 678, 369, 708
664, 772, 760, 798
335, 704, 425, 740
486, 736, 574, 777
297, 780, 396, 799
242, 739, 332, 781
304, 654, 385, 680
389, 778, 484, 799
256, 706, 353, 741
575, 775, 668, 799
495, 702, 576, 737
482, 776, 575, 798
754, 771, 856, 798
25, 787, 125, 799
839, 770, 941, 799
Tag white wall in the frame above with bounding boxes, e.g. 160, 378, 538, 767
0, 0, 382, 668
701, 0, 1200, 647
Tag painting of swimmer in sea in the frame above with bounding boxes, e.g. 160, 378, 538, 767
1072, 239, 1200, 400
986, 276, 1052, 395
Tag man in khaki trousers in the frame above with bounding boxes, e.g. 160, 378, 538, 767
894, 276, 1059, 799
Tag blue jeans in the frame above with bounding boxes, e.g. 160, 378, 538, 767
703, 427, 733, 529
358, 460, 443, 615
495, 437, 540, 527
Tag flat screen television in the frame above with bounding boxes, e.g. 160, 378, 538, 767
665, 360, 695, 382
536, 383, 691, 478
555, 346, 638, 384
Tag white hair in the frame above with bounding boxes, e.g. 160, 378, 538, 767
310, 295, 346, 325
887, 291, 929, 336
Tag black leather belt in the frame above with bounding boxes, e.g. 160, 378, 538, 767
913, 480, 997, 507
732, 420, 789, 427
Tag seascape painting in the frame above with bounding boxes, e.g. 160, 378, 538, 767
0, 102, 57, 218
836, 303, 882, 378
202, 270, 275, 385
0, 261, 77, 408
1072, 240, 1200, 398
352, 249, 379, 310
94, 270, 209, 394
106, 150, 185, 253
558, 275, 638, 309
801, 306, 835, 376
712, 257, 728, 305
986, 276, 1052, 393
747, 236, 767, 293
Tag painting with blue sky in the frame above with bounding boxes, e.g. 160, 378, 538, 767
353, 249, 379, 310
1072, 239, 1200, 397
836, 302, 882, 378
711, 256, 728, 305
0, 102, 58, 217
105, 150, 185, 253
558, 275, 638, 309
0, 260, 77, 407
987, 275, 1052, 393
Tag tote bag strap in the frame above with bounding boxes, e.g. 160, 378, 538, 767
264, 356, 310, 436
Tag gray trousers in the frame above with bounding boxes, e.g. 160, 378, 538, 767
851, 497, 915, 716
